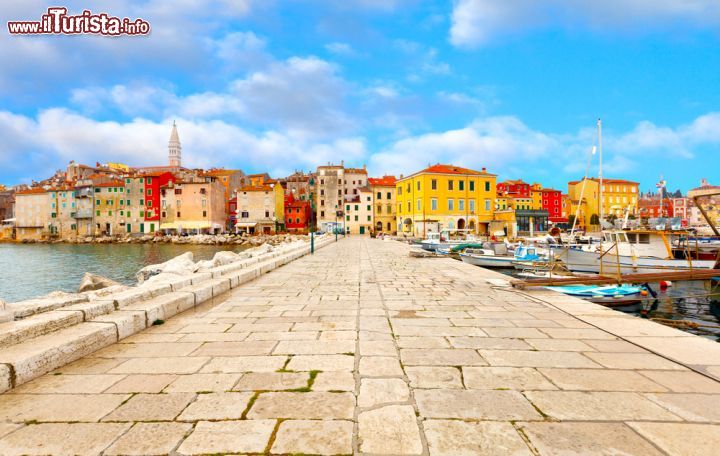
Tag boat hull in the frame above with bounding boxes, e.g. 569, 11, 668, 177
460, 254, 515, 268
551, 246, 716, 274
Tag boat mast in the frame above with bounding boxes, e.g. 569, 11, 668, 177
598, 118, 603, 225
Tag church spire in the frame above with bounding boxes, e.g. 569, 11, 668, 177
168, 120, 182, 168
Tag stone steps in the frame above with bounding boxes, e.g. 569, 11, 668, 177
0, 236, 334, 392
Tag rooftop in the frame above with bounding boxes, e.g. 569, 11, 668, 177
400, 164, 496, 180
368, 175, 397, 186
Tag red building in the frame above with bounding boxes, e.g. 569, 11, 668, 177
140, 172, 175, 222
540, 188, 566, 223
497, 179, 531, 197
639, 196, 674, 219
284, 193, 311, 232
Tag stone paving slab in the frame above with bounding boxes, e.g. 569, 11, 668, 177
1, 236, 720, 454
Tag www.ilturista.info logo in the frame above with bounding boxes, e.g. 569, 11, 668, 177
7, 7, 150, 36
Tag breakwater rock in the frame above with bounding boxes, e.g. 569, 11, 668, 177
20, 233, 311, 246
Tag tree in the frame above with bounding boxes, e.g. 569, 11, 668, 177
567, 214, 576, 228
590, 214, 600, 226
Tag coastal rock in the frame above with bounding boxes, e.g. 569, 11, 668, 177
196, 251, 243, 270
0, 299, 11, 323
136, 252, 198, 283
77, 273, 121, 293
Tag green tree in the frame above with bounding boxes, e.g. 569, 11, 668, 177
567, 214, 576, 227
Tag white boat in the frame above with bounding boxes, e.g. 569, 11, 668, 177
460, 248, 515, 268
550, 230, 717, 274
460, 243, 540, 269
420, 230, 478, 252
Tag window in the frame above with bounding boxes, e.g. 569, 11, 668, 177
140, 211, 144, 217
448, 180, 454, 191
146, 189, 152, 196
176, 212, 181, 217
416, 181, 421, 191
108, 211, 112, 216
51, 212, 56, 218
126, 199, 130, 206
95, 188, 100, 193
296, 218, 300, 224
146, 177, 152, 184
376, 205, 382, 214
431, 198, 437, 211
346, 215, 350, 221
140, 199, 144, 206
367, 215, 371, 221
469, 181, 475, 191
485, 181, 490, 192
377, 192, 382, 199
431, 179, 437, 190
120, 210, 124, 216
265, 211, 270, 217
96, 210, 100, 216
96, 199, 100, 205
174, 189, 182, 195
203, 211, 207, 217
320, 189, 325, 196
459, 181, 465, 191
448, 199, 454, 211
354, 204, 359, 211
176, 200, 181, 207
125, 178, 131, 184
417, 199, 421, 211
407, 183, 411, 193
354, 215, 359, 221
387, 192, 391, 199
106, 200, 111, 205
147, 200, 152, 207
120, 200, 124, 206
485, 199, 491, 211
407, 201, 411, 211
469, 200, 475, 212
202, 199, 207, 207
397, 186, 402, 195
459, 199, 465, 211
367, 205, 371, 211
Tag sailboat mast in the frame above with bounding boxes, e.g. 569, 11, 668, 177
598, 118, 603, 224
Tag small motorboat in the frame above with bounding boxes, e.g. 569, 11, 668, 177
545, 284, 646, 306
511, 244, 549, 269
460, 248, 515, 268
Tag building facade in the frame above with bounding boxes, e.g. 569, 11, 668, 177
14, 188, 50, 240
160, 179, 226, 234
345, 187, 373, 235
369, 175, 397, 234
396, 164, 497, 237
315, 164, 368, 232
234, 184, 285, 234
284, 193, 312, 232
568, 177, 639, 228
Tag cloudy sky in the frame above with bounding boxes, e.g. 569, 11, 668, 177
1, 0, 719, 192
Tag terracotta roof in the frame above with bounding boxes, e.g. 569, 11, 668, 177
204, 169, 241, 176
239, 185, 275, 192
94, 181, 125, 188
569, 178, 639, 185
405, 164, 495, 178
16, 188, 48, 195
368, 175, 397, 186
344, 168, 368, 174
499, 179, 527, 185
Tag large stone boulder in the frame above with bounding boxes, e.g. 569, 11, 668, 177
196, 250, 248, 271
136, 252, 198, 283
77, 272, 121, 293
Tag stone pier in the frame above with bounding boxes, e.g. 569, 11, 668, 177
1, 237, 719, 455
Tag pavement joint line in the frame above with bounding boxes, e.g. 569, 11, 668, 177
363, 239, 430, 456
512, 287, 720, 386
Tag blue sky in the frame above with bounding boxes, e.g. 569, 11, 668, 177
1, 0, 719, 193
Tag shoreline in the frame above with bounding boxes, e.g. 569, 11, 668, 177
0, 232, 312, 246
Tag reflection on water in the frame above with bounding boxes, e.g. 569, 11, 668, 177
0, 243, 251, 303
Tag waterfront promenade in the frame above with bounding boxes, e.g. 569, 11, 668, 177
1, 237, 720, 455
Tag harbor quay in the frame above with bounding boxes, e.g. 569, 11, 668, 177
1, 237, 720, 455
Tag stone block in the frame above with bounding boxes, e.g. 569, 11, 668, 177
8, 295, 89, 318
123, 292, 195, 326
0, 310, 84, 349
211, 278, 231, 297
92, 310, 147, 340
0, 322, 118, 386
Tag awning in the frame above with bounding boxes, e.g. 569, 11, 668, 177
160, 221, 212, 230
236, 222, 258, 228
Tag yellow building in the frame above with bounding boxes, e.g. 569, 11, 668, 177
530, 183, 543, 210
369, 175, 397, 234
568, 178, 640, 228
234, 183, 285, 234
396, 164, 497, 236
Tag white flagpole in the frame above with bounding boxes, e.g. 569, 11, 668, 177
598, 118, 603, 225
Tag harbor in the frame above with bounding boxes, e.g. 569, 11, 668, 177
1, 236, 719, 455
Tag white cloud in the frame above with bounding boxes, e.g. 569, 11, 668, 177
450, 0, 720, 47
0, 108, 368, 180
